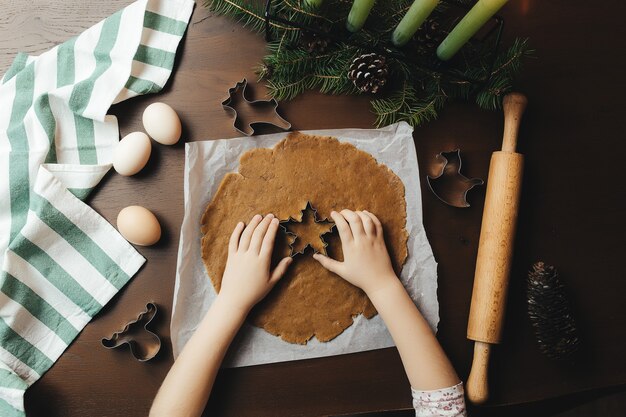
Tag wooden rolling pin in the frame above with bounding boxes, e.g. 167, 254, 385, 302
466, 92, 528, 404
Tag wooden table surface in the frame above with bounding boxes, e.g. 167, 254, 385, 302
2, 1, 625, 416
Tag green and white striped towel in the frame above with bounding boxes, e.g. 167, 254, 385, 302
0, 0, 194, 415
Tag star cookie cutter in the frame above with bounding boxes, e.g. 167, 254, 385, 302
426, 149, 484, 208
101, 302, 161, 362
279, 201, 335, 257
221, 78, 291, 136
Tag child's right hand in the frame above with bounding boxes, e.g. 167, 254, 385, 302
313, 209, 399, 296
218, 214, 292, 314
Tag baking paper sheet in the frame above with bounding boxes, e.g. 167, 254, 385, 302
171, 122, 438, 367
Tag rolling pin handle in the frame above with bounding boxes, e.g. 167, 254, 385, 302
501, 93, 528, 153
466, 341, 491, 405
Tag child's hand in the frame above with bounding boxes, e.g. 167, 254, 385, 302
313, 209, 398, 296
218, 214, 292, 313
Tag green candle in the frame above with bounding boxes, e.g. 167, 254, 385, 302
436, 0, 508, 61
304, 0, 324, 8
346, 0, 376, 32
392, 0, 439, 47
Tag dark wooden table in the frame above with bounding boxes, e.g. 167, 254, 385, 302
2, 1, 625, 416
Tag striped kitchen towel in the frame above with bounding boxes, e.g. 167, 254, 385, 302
0, 0, 194, 415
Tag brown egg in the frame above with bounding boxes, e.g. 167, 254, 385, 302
116, 206, 161, 246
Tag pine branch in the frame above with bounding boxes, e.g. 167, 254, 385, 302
403, 83, 447, 127
476, 76, 511, 109
262, 43, 356, 80
205, 0, 533, 128
372, 85, 412, 127
206, 0, 266, 32
265, 53, 357, 100
278, 0, 334, 23
490, 38, 534, 79
371, 82, 446, 127
266, 77, 309, 100
206, 0, 300, 34
476, 38, 534, 109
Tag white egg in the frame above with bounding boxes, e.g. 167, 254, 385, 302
142, 102, 182, 145
113, 132, 151, 176
117, 206, 161, 246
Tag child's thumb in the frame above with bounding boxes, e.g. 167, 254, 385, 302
313, 253, 343, 275
269, 257, 293, 284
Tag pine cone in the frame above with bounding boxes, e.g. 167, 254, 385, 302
348, 53, 388, 94
527, 262, 580, 360
300, 27, 331, 54
416, 18, 442, 55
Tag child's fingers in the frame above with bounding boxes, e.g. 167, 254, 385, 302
250, 214, 274, 253
313, 253, 343, 276
239, 214, 263, 251
341, 209, 365, 239
269, 257, 293, 285
260, 218, 280, 258
363, 210, 383, 236
356, 211, 376, 237
331, 211, 353, 242
228, 222, 245, 254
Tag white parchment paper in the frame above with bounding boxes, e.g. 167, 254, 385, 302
171, 122, 438, 367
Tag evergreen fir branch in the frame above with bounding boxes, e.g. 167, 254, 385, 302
262, 43, 358, 83
476, 75, 512, 109
316, 73, 354, 95
402, 93, 445, 126
266, 77, 309, 100
205, 0, 533, 128
206, 0, 300, 33
475, 38, 534, 109
265, 47, 357, 100
372, 84, 413, 127
448, 82, 474, 100
266, 71, 355, 100
273, 31, 290, 57
372, 78, 447, 127
279, 0, 334, 22
490, 38, 533, 78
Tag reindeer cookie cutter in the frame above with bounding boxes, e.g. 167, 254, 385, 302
101, 302, 161, 362
222, 79, 291, 136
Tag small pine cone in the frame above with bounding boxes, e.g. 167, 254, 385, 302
416, 19, 442, 55
527, 262, 580, 360
348, 53, 388, 94
300, 27, 331, 54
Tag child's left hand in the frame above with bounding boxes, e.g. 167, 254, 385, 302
218, 214, 292, 313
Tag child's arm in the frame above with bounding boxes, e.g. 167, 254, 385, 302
313, 210, 460, 391
150, 214, 292, 417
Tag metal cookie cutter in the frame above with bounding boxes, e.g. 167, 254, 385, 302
426, 149, 484, 208
101, 302, 161, 362
280, 201, 335, 257
222, 78, 291, 136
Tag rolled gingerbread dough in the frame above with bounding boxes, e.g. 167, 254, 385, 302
201, 132, 408, 344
